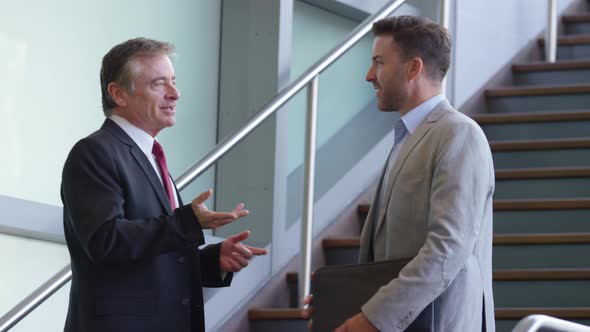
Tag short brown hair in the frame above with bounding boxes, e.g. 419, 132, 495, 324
100, 37, 175, 116
372, 16, 451, 82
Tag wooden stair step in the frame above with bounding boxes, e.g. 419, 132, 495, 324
494, 269, 590, 280
323, 233, 590, 249
359, 199, 590, 216
486, 84, 590, 97
495, 307, 590, 319
248, 308, 590, 320
493, 198, 590, 210
472, 110, 590, 124
494, 233, 590, 245
496, 167, 590, 180
490, 138, 590, 151
357, 203, 370, 216
323, 237, 360, 248
537, 35, 590, 46
287, 269, 590, 283
512, 60, 590, 72
563, 14, 590, 24
249, 308, 306, 320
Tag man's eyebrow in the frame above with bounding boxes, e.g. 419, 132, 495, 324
372, 56, 383, 61
151, 76, 174, 83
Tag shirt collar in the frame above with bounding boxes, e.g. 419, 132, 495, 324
110, 115, 156, 157
401, 94, 446, 135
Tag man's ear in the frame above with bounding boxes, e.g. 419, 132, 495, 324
407, 57, 424, 82
107, 82, 129, 108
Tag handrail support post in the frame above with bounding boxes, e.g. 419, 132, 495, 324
299, 76, 319, 308
546, 0, 558, 63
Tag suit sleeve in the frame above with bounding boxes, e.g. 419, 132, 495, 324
62, 138, 205, 265
361, 121, 494, 331
194, 244, 233, 287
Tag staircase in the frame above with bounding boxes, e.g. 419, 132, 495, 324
247, 6, 590, 332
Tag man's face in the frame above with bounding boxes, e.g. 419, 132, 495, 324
365, 35, 409, 112
121, 54, 181, 137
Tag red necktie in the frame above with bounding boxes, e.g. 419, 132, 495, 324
152, 140, 177, 210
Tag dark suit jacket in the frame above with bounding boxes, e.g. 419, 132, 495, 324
61, 119, 231, 332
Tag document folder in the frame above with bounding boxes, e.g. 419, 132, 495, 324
311, 258, 434, 332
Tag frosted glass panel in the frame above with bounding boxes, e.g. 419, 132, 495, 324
289, 1, 374, 174
0, 0, 221, 207
8, 281, 70, 332
0, 234, 69, 316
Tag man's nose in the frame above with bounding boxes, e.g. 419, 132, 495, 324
167, 85, 181, 100
365, 66, 375, 82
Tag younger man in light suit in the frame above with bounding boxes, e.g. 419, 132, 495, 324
309, 16, 495, 332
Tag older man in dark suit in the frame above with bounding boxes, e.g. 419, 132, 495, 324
61, 37, 266, 332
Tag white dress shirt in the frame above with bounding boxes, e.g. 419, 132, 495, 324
110, 115, 180, 208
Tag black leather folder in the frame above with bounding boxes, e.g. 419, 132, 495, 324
311, 258, 434, 332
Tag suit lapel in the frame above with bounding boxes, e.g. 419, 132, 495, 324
374, 102, 452, 235
171, 178, 183, 206
102, 119, 173, 215
359, 163, 388, 262
129, 147, 173, 215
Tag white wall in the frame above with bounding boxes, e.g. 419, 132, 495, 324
0, 0, 222, 329
0, 234, 70, 331
454, 0, 577, 108
0, 0, 221, 207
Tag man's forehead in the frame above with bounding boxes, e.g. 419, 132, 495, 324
373, 35, 396, 49
372, 35, 397, 58
130, 55, 175, 77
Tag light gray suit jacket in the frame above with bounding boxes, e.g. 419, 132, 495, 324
359, 101, 495, 332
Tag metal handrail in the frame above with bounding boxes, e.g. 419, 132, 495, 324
546, 0, 557, 63
512, 315, 590, 332
175, 0, 410, 190
0, 266, 71, 331
0, 0, 425, 329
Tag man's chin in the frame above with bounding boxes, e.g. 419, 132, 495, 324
376, 100, 399, 112
166, 118, 176, 127
376, 104, 398, 113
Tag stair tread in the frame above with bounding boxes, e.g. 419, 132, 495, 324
287, 269, 590, 282
490, 138, 590, 151
563, 13, 590, 23
248, 307, 590, 320
494, 233, 590, 244
359, 198, 590, 215
494, 198, 590, 210
496, 167, 590, 179
537, 34, 590, 45
496, 307, 590, 319
323, 237, 360, 248
486, 84, 590, 97
473, 110, 590, 124
248, 308, 306, 320
494, 268, 590, 280
323, 233, 590, 248
512, 60, 590, 72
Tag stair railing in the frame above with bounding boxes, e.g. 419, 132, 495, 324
0, 266, 71, 331
512, 314, 590, 332
546, 0, 558, 63
0, 0, 453, 329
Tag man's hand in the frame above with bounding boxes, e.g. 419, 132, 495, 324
191, 189, 249, 229
334, 313, 379, 332
219, 230, 267, 272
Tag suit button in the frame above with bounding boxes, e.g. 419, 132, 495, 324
181, 298, 190, 305
178, 256, 186, 263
